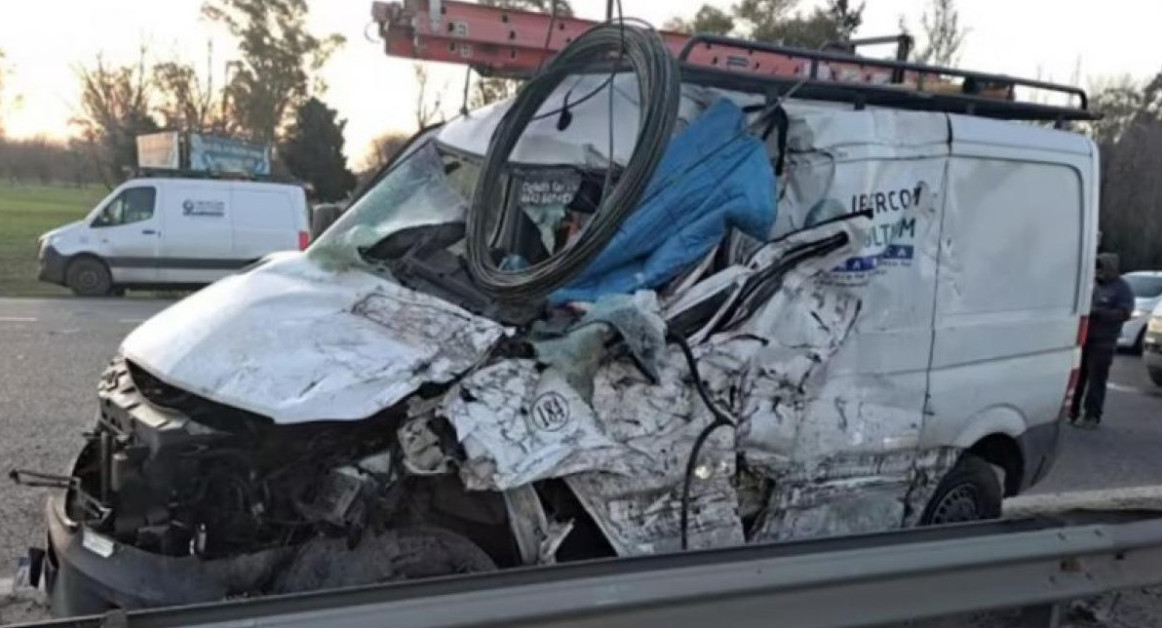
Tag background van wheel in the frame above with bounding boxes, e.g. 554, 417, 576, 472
921, 454, 1003, 525
65, 257, 113, 297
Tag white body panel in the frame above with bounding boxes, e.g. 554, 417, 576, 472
106, 96, 1098, 550
925, 117, 1097, 454
40, 177, 309, 288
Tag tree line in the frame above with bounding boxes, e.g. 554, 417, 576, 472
0, 0, 357, 202
1089, 75, 1162, 271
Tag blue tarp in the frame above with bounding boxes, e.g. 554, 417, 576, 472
551, 99, 776, 305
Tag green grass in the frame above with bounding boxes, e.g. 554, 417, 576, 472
0, 184, 108, 297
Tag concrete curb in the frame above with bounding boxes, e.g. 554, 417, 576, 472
1006, 485, 1162, 518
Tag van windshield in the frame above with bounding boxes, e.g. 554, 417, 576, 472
1124, 274, 1162, 298
308, 141, 478, 270
309, 136, 598, 280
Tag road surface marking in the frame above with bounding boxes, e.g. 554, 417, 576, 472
0, 317, 37, 322
1108, 382, 1148, 396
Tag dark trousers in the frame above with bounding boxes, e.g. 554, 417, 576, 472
1071, 342, 1117, 421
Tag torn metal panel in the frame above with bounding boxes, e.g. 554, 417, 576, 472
446, 360, 619, 491
566, 470, 744, 556
751, 448, 959, 542
120, 254, 505, 424
445, 348, 732, 493
705, 106, 955, 543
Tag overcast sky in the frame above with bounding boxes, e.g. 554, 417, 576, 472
2, 0, 1159, 165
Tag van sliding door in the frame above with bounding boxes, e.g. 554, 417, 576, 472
158, 183, 236, 284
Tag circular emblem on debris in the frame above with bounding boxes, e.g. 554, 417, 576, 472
530, 391, 570, 431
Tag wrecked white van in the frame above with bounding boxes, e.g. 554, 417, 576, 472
22, 24, 1099, 615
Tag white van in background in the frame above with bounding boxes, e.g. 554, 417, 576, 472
38, 177, 310, 295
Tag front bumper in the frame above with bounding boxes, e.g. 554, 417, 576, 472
38, 244, 67, 285
1145, 331, 1162, 373
43, 493, 232, 615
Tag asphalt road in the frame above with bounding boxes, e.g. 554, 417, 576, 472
0, 297, 175, 579
1, 297, 1161, 579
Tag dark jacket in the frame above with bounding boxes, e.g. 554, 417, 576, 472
1087, 277, 1135, 346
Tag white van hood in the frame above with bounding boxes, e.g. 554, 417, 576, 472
120, 254, 506, 424
40, 220, 84, 241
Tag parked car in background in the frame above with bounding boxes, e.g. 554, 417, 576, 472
38, 177, 311, 296
1119, 271, 1162, 353
1145, 300, 1162, 386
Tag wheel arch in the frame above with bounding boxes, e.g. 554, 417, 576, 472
951, 406, 1027, 498
966, 433, 1024, 497
65, 251, 109, 273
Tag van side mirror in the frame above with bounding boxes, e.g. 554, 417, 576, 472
311, 204, 343, 239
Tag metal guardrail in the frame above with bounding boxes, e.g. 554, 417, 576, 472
19, 514, 1162, 628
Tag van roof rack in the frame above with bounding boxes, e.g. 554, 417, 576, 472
370, 0, 1098, 124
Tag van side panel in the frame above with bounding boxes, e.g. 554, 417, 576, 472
924, 121, 1095, 493
159, 181, 236, 284
231, 187, 300, 260
745, 107, 952, 540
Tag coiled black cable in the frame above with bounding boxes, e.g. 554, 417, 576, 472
465, 21, 680, 302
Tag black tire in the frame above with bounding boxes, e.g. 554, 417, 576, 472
64, 256, 113, 297
1131, 329, 1146, 355
272, 527, 497, 595
920, 454, 1003, 525
1149, 368, 1162, 388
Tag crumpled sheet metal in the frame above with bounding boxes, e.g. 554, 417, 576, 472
725, 154, 950, 541
445, 352, 734, 496
445, 211, 958, 551
566, 468, 743, 556
121, 254, 506, 424
445, 103, 959, 551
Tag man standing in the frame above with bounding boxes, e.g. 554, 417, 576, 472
1071, 253, 1135, 429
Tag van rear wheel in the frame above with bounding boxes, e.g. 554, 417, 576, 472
65, 257, 113, 297
920, 454, 1003, 525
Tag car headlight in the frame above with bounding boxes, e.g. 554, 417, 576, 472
1134, 309, 1147, 318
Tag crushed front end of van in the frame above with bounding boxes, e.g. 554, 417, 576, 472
19, 21, 1091, 615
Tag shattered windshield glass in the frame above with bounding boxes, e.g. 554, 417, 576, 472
308, 141, 477, 270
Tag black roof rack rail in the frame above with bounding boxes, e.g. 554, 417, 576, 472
676, 34, 1098, 123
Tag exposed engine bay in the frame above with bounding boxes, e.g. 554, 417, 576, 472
72, 356, 618, 595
